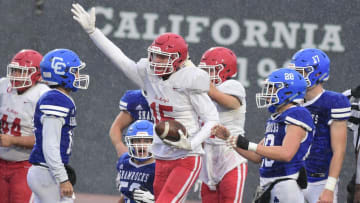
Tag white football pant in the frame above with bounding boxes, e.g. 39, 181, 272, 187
27, 165, 74, 203
303, 179, 338, 203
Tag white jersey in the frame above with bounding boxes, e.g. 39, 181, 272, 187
90, 29, 219, 160
200, 79, 247, 187
0, 78, 49, 161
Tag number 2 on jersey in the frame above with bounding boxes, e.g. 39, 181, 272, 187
1, 114, 21, 136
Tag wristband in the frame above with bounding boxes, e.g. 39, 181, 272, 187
324, 176, 337, 191
248, 142, 258, 152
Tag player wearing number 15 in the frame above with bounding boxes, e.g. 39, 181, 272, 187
71, 3, 219, 202
0, 49, 49, 203
27, 49, 89, 203
215, 68, 314, 202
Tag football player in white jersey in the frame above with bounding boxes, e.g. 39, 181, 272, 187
71, 4, 219, 202
197, 47, 247, 203
0, 49, 49, 203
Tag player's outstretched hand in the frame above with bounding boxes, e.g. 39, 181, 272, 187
163, 129, 192, 150
133, 187, 154, 203
211, 125, 230, 140
71, 3, 96, 34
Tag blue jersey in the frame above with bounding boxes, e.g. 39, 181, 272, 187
29, 90, 76, 165
304, 90, 351, 182
259, 106, 314, 178
116, 153, 155, 203
119, 90, 153, 122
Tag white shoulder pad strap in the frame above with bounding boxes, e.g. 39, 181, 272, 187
40, 105, 69, 117
170, 67, 210, 93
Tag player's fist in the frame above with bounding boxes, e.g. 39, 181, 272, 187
71, 3, 96, 34
60, 180, 73, 197
211, 125, 230, 140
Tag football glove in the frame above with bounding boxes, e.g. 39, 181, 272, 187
163, 129, 192, 150
133, 187, 154, 203
71, 3, 96, 34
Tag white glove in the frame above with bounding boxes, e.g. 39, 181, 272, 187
163, 129, 192, 150
133, 187, 154, 203
71, 3, 96, 34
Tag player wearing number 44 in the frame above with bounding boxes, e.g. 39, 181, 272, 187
27, 49, 89, 203
214, 68, 315, 203
0, 49, 50, 203
71, 3, 219, 202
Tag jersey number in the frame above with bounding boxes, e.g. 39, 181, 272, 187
1, 114, 21, 136
261, 134, 275, 167
150, 102, 174, 123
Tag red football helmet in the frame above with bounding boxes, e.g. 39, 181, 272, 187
7, 49, 43, 91
199, 47, 237, 85
147, 33, 188, 76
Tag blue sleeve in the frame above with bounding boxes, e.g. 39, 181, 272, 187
116, 153, 130, 172
38, 93, 74, 118
285, 107, 314, 132
329, 93, 351, 121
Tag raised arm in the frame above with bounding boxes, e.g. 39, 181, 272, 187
71, 3, 144, 87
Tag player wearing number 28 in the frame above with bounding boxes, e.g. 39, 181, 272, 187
71, 3, 219, 202
215, 68, 314, 202
27, 49, 89, 203
0, 49, 49, 203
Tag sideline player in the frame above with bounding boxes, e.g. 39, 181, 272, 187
289, 48, 351, 203
197, 47, 247, 203
214, 68, 314, 203
116, 120, 155, 203
71, 4, 219, 202
27, 49, 89, 203
110, 89, 153, 157
0, 49, 49, 203
343, 86, 360, 203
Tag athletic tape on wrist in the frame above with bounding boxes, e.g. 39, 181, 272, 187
324, 176, 337, 191
248, 142, 258, 152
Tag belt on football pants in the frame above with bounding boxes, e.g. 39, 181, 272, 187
33, 162, 49, 168
308, 173, 326, 178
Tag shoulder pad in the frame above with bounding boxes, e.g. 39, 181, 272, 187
39, 90, 74, 117
170, 67, 210, 92
217, 80, 246, 99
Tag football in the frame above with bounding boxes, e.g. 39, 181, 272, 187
155, 120, 187, 142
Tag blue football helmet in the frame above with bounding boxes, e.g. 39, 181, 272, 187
125, 120, 154, 161
40, 49, 89, 92
256, 68, 307, 113
289, 48, 330, 88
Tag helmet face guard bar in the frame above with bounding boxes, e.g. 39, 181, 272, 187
7, 63, 37, 89
147, 46, 179, 76
256, 81, 283, 109
199, 63, 224, 86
